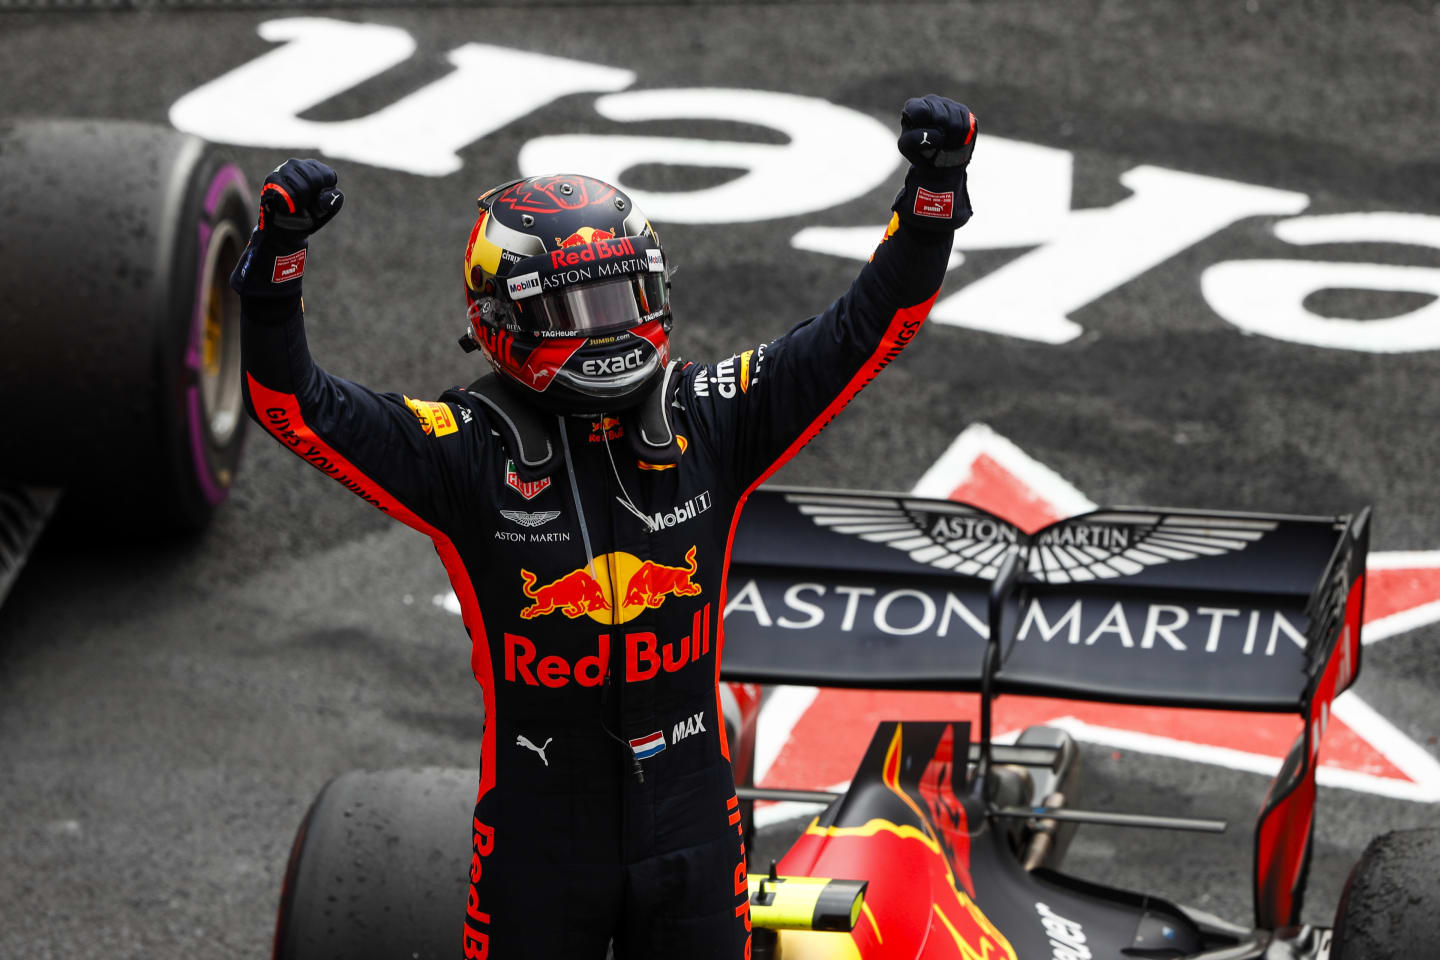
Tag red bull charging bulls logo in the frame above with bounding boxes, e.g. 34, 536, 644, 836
623, 547, 702, 609
518, 548, 701, 624
518, 568, 610, 620
555, 226, 615, 249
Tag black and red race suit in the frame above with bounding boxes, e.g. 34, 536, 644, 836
240, 219, 952, 958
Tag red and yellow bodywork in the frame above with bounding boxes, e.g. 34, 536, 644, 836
770, 723, 1016, 960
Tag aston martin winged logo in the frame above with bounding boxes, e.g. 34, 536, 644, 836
500, 509, 561, 528
783, 494, 1276, 583
1026, 511, 1277, 582
784, 493, 1018, 578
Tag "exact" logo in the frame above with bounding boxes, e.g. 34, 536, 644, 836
582, 347, 644, 377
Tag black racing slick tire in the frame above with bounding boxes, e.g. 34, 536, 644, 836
273, 768, 474, 960
0, 120, 250, 532
1330, 827, 1440, 960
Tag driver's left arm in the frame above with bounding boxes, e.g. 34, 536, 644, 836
684, 96, 977, 495
687, 218, 953, 494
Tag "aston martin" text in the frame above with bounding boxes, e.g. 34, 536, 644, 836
724, 579, 1307, 654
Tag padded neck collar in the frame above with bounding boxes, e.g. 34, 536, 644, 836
455, 363, 683, 482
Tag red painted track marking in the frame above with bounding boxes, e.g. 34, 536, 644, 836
1364, 567, 1440, 622
946, 451, 1064, 533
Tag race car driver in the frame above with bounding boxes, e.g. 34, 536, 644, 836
232, 94, 976, 959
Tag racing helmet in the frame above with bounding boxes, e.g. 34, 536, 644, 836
461, 174, 672, 416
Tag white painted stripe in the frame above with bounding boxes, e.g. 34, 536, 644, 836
753, 686, 820, 784
1314, 767, 1440, 802
910, 423, 1096, 518
1364, 600, 1440, 644
1356, 552, 1440, 644
1366, 550, 1440, 570
1329, 693, 1440, 802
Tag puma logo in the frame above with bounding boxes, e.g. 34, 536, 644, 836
516, 734, 553, 766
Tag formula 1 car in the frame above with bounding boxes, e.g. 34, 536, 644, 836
270, 486, 1436, 959
0, 121, 250, 606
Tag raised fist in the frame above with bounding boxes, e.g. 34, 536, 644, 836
898, 95, 977, 170
230, 158, 344, 298
892, 95, 977, 231
259, 158, 344, 238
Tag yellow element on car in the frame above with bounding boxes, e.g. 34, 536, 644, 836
749, 874, 867, 933
775, 929, 864, 960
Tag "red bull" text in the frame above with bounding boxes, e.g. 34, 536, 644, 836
463, 818, 495, 959
550, 236, 636, 270
505, 604, 713, 687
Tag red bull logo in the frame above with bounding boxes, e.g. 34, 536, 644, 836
518, 549, 702, 623
556, 226, 615, 248
589, 416, 623, 443
549, 235, 637, 270
519, 567, 610, 620
505, 603, 713, 687
623, 546, 702, 609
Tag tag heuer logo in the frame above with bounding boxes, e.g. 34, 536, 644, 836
505, 460, 551, 500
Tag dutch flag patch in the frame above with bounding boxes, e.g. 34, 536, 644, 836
629, 730, 666, 760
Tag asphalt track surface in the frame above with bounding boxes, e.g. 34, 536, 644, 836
3, 3, 1440, 957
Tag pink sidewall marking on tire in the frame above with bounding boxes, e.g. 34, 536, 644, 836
205, 162, 248, 217
187, 162, 248, 506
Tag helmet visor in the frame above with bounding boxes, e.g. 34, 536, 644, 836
514, 274, 669, 336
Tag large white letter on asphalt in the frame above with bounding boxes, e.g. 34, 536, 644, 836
931, 166, 1310, 344
1202, 213, 1440, 353
169, 18, 635, 177
793, 154, 1311, 345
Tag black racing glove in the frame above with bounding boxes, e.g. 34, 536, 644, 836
891, 95, 977, 231
229, 158, 344, 299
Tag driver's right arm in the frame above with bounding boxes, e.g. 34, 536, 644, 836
235, 159, 478, 535
241, 295, 479, 534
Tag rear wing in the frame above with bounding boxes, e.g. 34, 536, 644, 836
722, 486, 1368, 714
721, 485, 1369, 931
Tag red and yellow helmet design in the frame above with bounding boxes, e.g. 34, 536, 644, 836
461, 174, 671, 415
